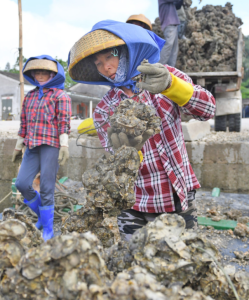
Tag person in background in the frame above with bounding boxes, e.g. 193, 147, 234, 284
177, 4, 188, 39
126, 14, 152, 31
12, 55, 71, 241
245, 105, 249, 118
158, 0, 183, 66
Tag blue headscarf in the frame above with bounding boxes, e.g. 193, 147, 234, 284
69, 20, 165, 90
23, 55, 65, 99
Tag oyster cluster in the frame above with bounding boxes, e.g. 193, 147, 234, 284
108, 266, 213, 300
107, 213, 221, 286
61, 146, 140, 246
109, 98, 161, 138
2, 208, 43, 248
0, 219, 27, 279
199, 264, 249, 300
1, 231, 112, 300
152, 2, 243, 72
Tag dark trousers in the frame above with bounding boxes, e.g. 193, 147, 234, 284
15, 145, 59, 206
117, 190, 197, 241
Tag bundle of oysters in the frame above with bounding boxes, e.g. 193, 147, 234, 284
109, 98, 161, 138
61, 146, 140, 247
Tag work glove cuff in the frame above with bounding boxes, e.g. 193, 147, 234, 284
15, 136, 25, 150
59, 133, 69, 147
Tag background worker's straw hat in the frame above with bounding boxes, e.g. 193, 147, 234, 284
68, 29, 125, 82
23, 59, 58, 74
126, 14, 152, 31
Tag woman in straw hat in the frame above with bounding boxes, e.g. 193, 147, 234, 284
12, 55, 71, 241
126, 14, 152, 30
68, 20, 215, 241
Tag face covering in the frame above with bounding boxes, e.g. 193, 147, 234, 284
98, 46, 129, 84
31, 71, 56, 86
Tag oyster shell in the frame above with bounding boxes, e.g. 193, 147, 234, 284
61, 146, 140, 247
107, 266, 214, 300
109, 98, 161, 137
105, 214, 220, 288
0, 232, 112, 300
0, 219, 27, 280
2, 209, 43, 248
0, 219, 27, 240
105, 241, 133, 275
199, 263, 249, 300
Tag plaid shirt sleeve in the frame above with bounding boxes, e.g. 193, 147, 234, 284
18, 94, 28, 137
55, 91, 72, 135
167, 66, 216, 120
93, 90, 114, 151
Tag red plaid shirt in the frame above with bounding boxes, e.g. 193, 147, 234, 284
93, 66, 216, 213
18, 88, 71, 149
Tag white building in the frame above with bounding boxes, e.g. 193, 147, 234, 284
0, 71, 34, 121
67, 83, 110, 118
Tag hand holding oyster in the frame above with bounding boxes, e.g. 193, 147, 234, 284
108, 98, 161, 150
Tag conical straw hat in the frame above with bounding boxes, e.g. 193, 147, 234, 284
23, 59, 58, 74
68, 29, 125, 82
126, 14, 152, 31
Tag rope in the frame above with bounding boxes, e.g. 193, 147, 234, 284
14, 190, 80, 221
195, 246, 240, 300
0, 191, 12, 204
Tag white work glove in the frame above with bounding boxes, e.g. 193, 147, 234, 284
136, 59, 172, 94
12, 136, 25, 162
58, 133, 69, 166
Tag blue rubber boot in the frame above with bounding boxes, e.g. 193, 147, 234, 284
23, 191, 43, 229
39, 205, 54, 241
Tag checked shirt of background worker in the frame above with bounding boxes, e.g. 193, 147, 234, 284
18, 88, 71, 149
93, 65, 216, 213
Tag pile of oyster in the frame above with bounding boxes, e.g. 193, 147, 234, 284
109, 98, 161, 139
152, 1, 243, 72
105, 213, 249, 300
1, 230, 112, 300
106, 214, 221, 286
1, 213, 249, 299
61, 145, 140, 247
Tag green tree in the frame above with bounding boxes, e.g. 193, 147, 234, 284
56, 58, 76, 89
242, 35, 249, 99
5, 62, 10, 71
3, 56, 28, 74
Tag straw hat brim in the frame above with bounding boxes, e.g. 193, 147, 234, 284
126, 14, 152, 31
68, 29, 125, 82
23, 59, 58, 74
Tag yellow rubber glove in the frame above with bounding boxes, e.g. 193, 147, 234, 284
161, 74, 194, 107
77, 118, 97, 136
138, 151, 143, 163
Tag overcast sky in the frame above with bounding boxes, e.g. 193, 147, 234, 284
0, 0, 248, 70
